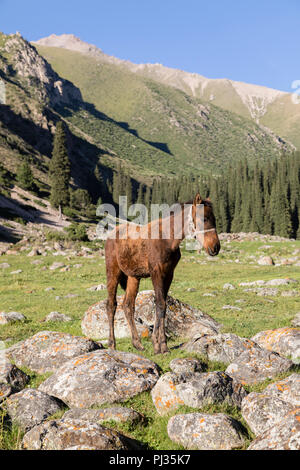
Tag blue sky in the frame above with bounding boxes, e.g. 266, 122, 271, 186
1, 0, 299, 92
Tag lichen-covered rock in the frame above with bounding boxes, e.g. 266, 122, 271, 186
6, 331, 101, 373
5, 388, 65, 431
39, 349, 160, 408
169, 358, 204, 375
263, 373, 300, 406
291, 313, 300, 327
0, 312, 26, 324
225, 347, 293, 385
63, 407, 144, 426
241, 392, 296, 435
151, 371, 247, 415
248, 409, 300, 450
251, 327, 300, 360
151, 372, 185, 416
0, 361, 29, 402
257, 256, 274, 265
167, 413, 245, 450
82, 290, 221, 341
22, 418, 141, 450
183, 333, 258, 364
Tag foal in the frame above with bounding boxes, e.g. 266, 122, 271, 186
105, 194, 220, 354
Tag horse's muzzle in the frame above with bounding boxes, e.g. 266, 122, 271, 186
207, 242, 220, 257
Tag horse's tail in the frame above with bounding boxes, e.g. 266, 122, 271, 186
119, 272, 128, 291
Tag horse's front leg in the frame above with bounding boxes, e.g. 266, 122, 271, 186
151, 268, 170, 354
123, 276, 144, 351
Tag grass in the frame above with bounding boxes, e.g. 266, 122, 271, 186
0, 237, 299, 449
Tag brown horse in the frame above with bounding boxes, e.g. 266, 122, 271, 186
104, 194, 220, 354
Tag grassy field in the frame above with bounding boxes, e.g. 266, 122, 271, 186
0, 238, 299, 449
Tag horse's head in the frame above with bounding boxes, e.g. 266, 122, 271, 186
191, 193, 220, 256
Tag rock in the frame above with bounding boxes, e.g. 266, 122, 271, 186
257, 256, 274, 265
167, 413, 245, 450
44, 287, 54, 292
169, 358, 204, 375
150, 372, 185, 415
27, 248, 41, 257
63, 407, 144, 426
49, 262, 65, 271
5, 388, 65, 431
265, 278, 297, 286
0, 311, 26, 324
255, 288, 278, 296
183, 333, 258, 364
44, 312, 72, 322
0, 263, 10, 269
222, 305, 241, 310
251, 327, 300, 360
82, 290, 221, 341
39, 349, 160, 408
0, 361, 29, 402
281, 290, 299, 297
6, 331, 101, 373
225, 347, 293, 385
187, 287, 196, 292
291, 313, 300, 327
151, 371, 247, 416
10, 270, 22, 274
223, 283, 235, 290
239, 280, 265, 287
241, 392, 296, 435
248, 410, 300, 450
63, 293, 78, 299
263, 374, 300, 406
22, 417, 141, 450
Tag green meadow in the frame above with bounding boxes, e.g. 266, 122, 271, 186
0, 238, 299, 449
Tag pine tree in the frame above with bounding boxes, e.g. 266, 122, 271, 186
49, 121, 71, 210
16, 159, 34, 191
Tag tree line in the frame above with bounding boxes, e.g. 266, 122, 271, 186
15, 120, 299, 239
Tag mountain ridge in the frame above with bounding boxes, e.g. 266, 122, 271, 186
33, 34, 300, 149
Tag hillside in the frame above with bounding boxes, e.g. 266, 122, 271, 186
32, 38, 294, 174
34, 34, 300, 149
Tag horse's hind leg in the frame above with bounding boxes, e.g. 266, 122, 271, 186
123, 276, 143, 351
105, 243, 122, 350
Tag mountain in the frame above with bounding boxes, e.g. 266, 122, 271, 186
34, 34, 300, 150
0, 31, 294, 209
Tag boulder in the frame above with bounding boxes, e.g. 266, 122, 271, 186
44, 312, 72, 322
82, 290, 221, 341
248, 409, 300, 450
151, 371, 247, 416
63, 407, 144, 426
0, 311, 26, 324
251, 327, 300, 360
22, 417, 142, 450
263, 373, 300, 406
5, 388, 65, 431
241, 392, 296, 435
6, 331, 101, 373
167, 413, 245, 450
257, 256, 274, 265
225, 347, 293, 385
183, 333, 258, 364
0, 361, 29, 402
39, 349, 160, 408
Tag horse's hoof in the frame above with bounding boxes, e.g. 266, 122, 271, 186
132, 341, 144, 351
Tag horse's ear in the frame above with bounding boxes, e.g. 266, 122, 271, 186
206, 196, 211, 202
193, 193, 202, 205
